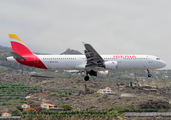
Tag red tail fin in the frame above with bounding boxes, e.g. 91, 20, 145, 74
8, 34, 47, 69
9, 34, 33, 56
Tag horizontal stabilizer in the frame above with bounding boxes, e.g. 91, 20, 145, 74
11, 52, 26, 60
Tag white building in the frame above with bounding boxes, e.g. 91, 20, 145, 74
1, 113, 11, 117
41, 103, 54, 108
28, 71, 37, 75
97, 87, 114, 94
21, 104, 30, 108
130, 73, 134, 76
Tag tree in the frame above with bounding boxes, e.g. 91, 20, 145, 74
11, 109, 21, 116
16, 105, 23, 112
61, 104, 73, 110
130, 81, 132, 87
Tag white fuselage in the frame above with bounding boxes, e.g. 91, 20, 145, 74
35, 54, 166, 70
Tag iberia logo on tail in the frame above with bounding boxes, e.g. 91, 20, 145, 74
8, 34, 47, 69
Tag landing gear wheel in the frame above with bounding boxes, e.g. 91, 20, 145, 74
84, 76, 89, 81
148, 74, 152, 78
147, 69, 152, 78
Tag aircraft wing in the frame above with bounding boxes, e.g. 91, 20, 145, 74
83, 42, 104, 69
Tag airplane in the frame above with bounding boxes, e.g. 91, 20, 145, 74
6, 34, 166, 81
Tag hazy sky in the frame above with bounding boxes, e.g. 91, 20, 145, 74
0, 0, 171, 68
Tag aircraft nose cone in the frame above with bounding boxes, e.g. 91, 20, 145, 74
161, 61, 166, 68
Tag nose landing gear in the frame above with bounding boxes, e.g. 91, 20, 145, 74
147, 69, 152, 78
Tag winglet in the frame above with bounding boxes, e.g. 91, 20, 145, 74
8, 34, 24, 43
82, 42, 86, 45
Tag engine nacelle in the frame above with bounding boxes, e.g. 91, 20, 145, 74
96, 70, 109, 78
89, 70, 109, 78
104, 61, 118, 69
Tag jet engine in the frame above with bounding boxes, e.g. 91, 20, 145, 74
96, 70, 109, 78
104, 61, 118, 69
89, 70, 109, 78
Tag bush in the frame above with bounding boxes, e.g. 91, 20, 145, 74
102, 95, 108, 99
16, 105, 23, 112
85, 87, 90, 91
126, 104, 134, 109
102, 101, 111, 106
162, 104, 166, 108
11, 109, 21, 116
108, 105, 123, 111
77, 79, 81, 82
86, 106, 95, 110
46, 91, 52, 94
58, 94, 65, 98
132, 87, 135, 89
61, 104, 73, 110
35, 106, 42, 111
93, 92, 100, 97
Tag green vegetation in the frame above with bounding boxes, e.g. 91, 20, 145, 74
7, 104, 169, 119
118, 108, 158, 113
0, 100, 27, 105
108, 105, 123, 111
61, 104, 73, 110
85, 87, 90, 91
101, 101, 111, 106
11, 109, 21, 116
16, 105, 24, 112
21, 110, 116, 119
93, 92, 100, 97
0, 83, 42, 100
86, 106, 95, 110
126, 104, 134, 109
51, 90, 79, 95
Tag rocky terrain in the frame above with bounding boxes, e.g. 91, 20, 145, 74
0, 73, 171, 115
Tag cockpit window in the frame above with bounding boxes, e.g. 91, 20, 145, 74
156, 58, 160, 60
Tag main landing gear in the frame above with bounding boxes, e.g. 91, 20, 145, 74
84, 72, 89, 81
147, 69, 152, 78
